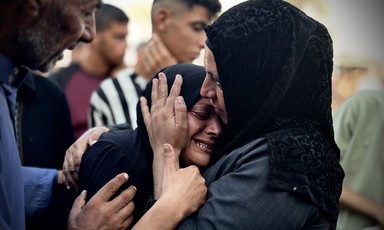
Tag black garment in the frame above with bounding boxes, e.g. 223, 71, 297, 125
16, 71, 77, 230
78, 64, 206, 224
79, 128, 153, 224
48, 62, 80, 90
16, 72, 75, 167
205, 0, 344, 227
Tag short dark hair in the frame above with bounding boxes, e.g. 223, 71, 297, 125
153, 0, 221, 19
95, 4, 129, 32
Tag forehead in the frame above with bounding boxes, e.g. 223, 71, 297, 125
204, 46, 217, 73
79, 0, 102, 10
176, 5, 210, 24
191, 97, 211, 108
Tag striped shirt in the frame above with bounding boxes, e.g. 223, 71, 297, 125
88, 67, 148, 129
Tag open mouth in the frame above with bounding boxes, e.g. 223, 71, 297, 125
194, 140, 213, 152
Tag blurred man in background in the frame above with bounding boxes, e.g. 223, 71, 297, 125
50, 3, 129, 138
89, 0, 222, 129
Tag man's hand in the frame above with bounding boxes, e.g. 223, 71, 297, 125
68, 173, 136, 230
63, 126, 109, 190
135, 33, 177, 79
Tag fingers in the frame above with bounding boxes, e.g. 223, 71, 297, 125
109, 185, 137, 212
165, 75, 183, 117
174, 96, 187, 129
140, 97, 151, 128
63, 147, 78, 190
151, 78, 159, 109
157, 72, 168, 107
112, 195, 135, 226
168, 74, 183, 100
91, 173, 129, 202
163, 144, 180, 177
71, 190, 87, 213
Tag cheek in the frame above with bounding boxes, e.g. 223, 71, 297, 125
180, 150, 192, 166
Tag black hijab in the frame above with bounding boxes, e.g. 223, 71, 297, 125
205, 0, 344, 224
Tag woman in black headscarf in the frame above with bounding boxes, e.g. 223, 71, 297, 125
144, 0, 344, 229
78, 63, 222, 225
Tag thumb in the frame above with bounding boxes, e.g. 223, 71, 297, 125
163, 144, 180, 177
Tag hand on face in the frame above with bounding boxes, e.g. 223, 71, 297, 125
140, 72, 188, 157
134, 33, 177, 80
68, 173, 136, 230
63, 126, 109, 190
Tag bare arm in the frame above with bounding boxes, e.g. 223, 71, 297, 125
132, 144, 207, 230
339, 185, 384, 226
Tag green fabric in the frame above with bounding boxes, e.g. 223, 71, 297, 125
334, 90, 384, 230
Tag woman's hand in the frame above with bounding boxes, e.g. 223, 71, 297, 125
140, 73, 189, 198
132, 145, 207, 230
159, 144, 207, 217
140, 73, 188, 155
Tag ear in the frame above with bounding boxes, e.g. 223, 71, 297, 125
153, 8, 172, 33
18, 0, 46, 29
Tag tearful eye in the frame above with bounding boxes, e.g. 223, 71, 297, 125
192, 112, 210, 120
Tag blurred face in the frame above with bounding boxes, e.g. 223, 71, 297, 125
12, 0, 100, 71
96, 21, 128, 67
201, 45, 228, 124
181, 98, 222, 167
161, 5, 210, 63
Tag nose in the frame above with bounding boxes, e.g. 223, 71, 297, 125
205, 116, 222, 138
198, 33, 206, 50
80, 16, 95, 43
200, 74, 216, 99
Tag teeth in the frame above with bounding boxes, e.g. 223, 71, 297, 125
196, 141, 208, 149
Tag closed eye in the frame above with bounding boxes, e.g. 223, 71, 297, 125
192, 111, 210, 120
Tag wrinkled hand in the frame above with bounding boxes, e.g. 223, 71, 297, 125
159, 144, 207, 217
135, 33, 177, 79
140, 73, 188, 155
68, 173, 136, 230
63, 126, 109, 190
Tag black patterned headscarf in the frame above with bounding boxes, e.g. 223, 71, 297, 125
205, 0, 344, 225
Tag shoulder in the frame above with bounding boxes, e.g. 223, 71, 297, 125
226, 137, 269, 164
48, 63, 80, 88
31, 73, 65, 95
336, 89, 384, 118
206, 137, 269, 177
101, 67, 135, 87
346, 89, 384, 105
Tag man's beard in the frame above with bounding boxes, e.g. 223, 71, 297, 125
6, 16, 62, 72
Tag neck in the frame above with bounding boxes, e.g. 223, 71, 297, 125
79, 51, 114, 77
